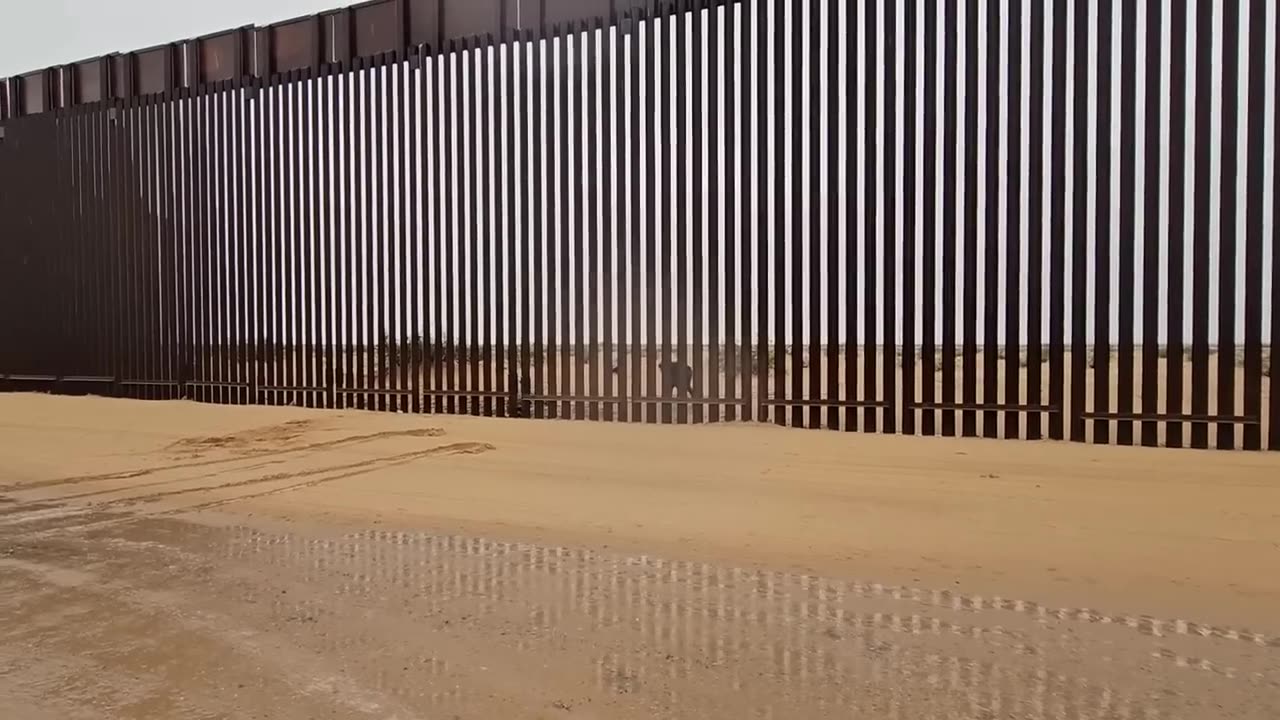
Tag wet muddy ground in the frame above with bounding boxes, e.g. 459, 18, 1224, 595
1, 394, 1278, 718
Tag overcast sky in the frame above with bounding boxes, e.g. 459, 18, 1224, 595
0, 0, 336, 78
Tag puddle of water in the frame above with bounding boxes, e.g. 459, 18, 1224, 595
211, 524, 1278, 719
2, 513, 1276, 719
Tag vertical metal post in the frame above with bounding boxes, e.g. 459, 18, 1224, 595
196, 87, 212, 403
1003, 0, 1023, 439
1049, 0, 1070, 440
686, 2, 703, 425
659, 12, 673, 425
705, 0, 723, 422
587, 20, 601, 421
460, 40, 475, 415
1242, 0, 1266, 451
573, 23, 588, 421
356, 59, 370, 409
310, 65, 325, 409
396, 52, 411, 414
503, 35, 518, 418
373, 57, 387, 412
1167, 1, 1190, 447
1216, 0, 1241, 449
1117, 0, 1138, 445
921, 0, 937, 436
900, 0, 916, 436
547, 28, 562, 419
835, 0, 849, 430
800, 0, 816, 431
530, 32, 545, 418
409, 50, 423, 414
464, 40, 479, 416
941, 0, 958, 437
1094, 0, 1115, 446
293, 71, 308, 407
1141, 0, 1165, 447
627, 13, 643, 423
673, 5, 689, 425
1070, 0, 1089, 443
321, 64, 336, 409
556, 26, 570, 420
232, 80, 247, 405
218, 83, 232, 405
108, 99, 125, 395
983, 0, 999, 439
342, 63, 356, 409
132, 96, 147, 395
515, 32, 531, 418
480, 38, 495, 417
1190, 0, 1212, 449
961, 0, 979, 438
1271, 7, 1280, 451
774, 0, 788, 427
1034, 0, 1053, 440
646, 14, 658, 424
739, 0, 754, 424
273, 74, 288, 403
599, 17, 614, 422
879, 0, 897, 434
433, 49, 447, 412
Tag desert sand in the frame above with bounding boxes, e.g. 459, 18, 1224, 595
1, 392, 1278, 718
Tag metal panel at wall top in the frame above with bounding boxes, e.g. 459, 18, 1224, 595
544, 0, 612, 25
442, 0, 501, 40
75, 60, 104, 103
136, 47, 171, 95
408, 0, 441, 46
111, 55, 132, 98
21, 72, 45, 115
354, 0, 401, 56
0, 0, 666, 114
273, 17, 320, 72
199, 30, 247, 82
322, 10, 353, 63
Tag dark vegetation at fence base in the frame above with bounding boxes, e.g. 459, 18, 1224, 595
0, 0, 1275, 450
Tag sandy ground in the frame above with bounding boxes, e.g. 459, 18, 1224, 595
0, 393, 1278, 719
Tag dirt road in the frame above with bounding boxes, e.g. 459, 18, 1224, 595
1, 393, 1277, 718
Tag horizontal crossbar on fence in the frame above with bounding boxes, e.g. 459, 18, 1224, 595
758, 399, 893, 409
418, 389, 510, 399
906, 403, 1059, 414
527, 395, 749, 406
119, 380, 181, 388
1079, 412, 1261, 426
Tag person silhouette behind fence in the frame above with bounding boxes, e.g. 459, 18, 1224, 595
609, 358, 695, 399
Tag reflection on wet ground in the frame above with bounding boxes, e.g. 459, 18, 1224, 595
1, 510, 1277, 719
